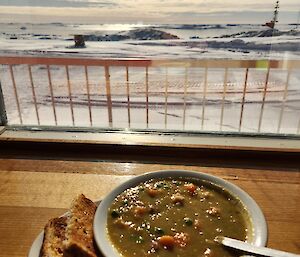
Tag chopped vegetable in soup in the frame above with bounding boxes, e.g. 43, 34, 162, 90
107, 178, 251, 257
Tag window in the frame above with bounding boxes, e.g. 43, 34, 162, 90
0, 1, 299, 138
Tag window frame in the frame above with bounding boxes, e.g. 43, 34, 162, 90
0, 82, 7, 126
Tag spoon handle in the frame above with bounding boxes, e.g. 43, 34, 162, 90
216, 236, 300, 257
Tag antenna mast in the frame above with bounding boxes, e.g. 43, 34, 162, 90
272, 0, 279, 30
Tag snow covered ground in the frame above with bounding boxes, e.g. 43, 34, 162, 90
0, 23, 299, 134
1, 64, 299, 134
0, 23, 299, 59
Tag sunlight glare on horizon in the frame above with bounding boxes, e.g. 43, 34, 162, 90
0, 0, 299, 23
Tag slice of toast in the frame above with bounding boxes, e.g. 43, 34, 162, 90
41, 194, 99, 257
41, 216, 68, 257
63, 194, 98, 257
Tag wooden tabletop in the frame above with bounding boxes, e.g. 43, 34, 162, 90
0, 152, 299, 257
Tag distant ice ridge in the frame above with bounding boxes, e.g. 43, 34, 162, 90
84, 28, 180, 41
152, 24, 227, 30
217, 29, 300, 38
129, 39, 300, 53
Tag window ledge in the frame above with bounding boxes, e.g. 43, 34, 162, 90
0, 127, 299, 153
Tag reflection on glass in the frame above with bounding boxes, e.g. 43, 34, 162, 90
0, 1, 299, 135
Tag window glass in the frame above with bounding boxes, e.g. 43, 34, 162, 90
0, 0, 299, 135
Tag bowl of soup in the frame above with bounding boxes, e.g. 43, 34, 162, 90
94, 170, 267, 257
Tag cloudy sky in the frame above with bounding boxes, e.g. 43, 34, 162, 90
0, 0, 299, 24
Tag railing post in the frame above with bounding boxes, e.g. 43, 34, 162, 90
145, 66, 149, 128
0, 82, 8, 125
258, 66, 270, 132
126, 66, 131, 128
183, 67, 188, 129
220, 68, 228, 131
277, 69, 291, 133
9, 65, 23, 124
201, 67, 208, 130
46, 65, 57, 126
65, 65, 75, 126
84, 66, 93, 126
239, 68, 249, 132
164, 67, 169, 129
104, 66, 113, 127
28, 65, 40, 125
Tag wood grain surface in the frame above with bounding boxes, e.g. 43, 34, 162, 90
0, 157, 299, 257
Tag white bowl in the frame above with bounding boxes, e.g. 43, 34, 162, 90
94, 170, 267, 257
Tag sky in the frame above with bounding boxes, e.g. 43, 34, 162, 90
0, 0, 299, 24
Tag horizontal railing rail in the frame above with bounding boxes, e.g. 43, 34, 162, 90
1, 56, 300, 69
0, 56, 299, 135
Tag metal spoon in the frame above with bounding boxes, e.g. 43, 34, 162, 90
215, 236, 300, 257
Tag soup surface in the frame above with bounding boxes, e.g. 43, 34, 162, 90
107, 178, 250, 257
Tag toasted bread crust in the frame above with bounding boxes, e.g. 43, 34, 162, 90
63, 242, 98, 257
63, 194, 98, 257
41, 217, 67, 257
41, 194, 100, 257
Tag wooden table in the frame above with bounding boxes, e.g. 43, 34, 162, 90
0, 143, 299, 257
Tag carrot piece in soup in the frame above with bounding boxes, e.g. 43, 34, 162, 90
147, 188, 159, 197
133, 206, 148, 217
184, 183, 197, 195
159, 235, 176, 249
